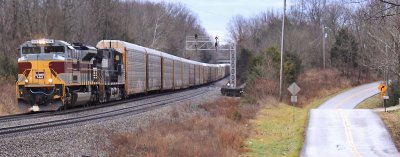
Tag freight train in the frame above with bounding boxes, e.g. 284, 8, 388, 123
16, 39, 229, 112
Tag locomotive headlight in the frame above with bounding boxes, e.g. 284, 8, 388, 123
48, 78, 53, 83
38, 40, 46, 44
24, 79, 29, 83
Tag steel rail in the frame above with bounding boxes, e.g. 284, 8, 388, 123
0, 88, 209, 137
0, 86, 203, 123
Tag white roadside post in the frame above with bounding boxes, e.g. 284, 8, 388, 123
288, 82, 301, 121
384, 95, 389, 112
288, 82, 301, 104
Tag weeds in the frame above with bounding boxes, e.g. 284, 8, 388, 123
380, 111, 400, 150
106, 97, 261, 157
0, 79, 20, 116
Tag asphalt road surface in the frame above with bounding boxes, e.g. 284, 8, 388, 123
301, 81, 400, 157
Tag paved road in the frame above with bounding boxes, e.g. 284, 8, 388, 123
301, 81, 400, 157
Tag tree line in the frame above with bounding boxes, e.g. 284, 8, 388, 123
228, 0, 399, 103
0, 0, 209, 78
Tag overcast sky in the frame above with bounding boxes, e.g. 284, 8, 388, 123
150, 0, 285, 41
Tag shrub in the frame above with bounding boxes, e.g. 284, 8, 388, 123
388, 81, 399, 107
0, 79, 20, 115
0, 53, 17, 79
233, 110, 242, 121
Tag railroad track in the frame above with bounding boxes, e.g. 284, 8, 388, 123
0, 86, 204, 123
0, 87, 211, 138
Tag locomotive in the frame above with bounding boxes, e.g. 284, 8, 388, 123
16, 39, 229, 112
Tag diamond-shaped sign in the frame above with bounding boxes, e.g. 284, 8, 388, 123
378, 83, 387, 93
288, 82, 301, 95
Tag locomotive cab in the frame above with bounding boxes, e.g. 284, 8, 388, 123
94, 49, 125, 102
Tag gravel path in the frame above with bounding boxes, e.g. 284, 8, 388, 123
0, 84, 224, 156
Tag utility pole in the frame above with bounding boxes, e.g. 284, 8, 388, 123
323, 26, 327, 70
384, 44, 389, 112
279, 0, 286, 101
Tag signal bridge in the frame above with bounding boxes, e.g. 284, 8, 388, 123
185, 35, 236, 88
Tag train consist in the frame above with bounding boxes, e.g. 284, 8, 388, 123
16, 39, 229, 112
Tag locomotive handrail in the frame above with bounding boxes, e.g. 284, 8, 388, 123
29, 87, 55, 96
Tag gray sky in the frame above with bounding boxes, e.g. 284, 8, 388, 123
151, 0, 285, 41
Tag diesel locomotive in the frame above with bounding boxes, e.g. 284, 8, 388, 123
16, 39, 229, 112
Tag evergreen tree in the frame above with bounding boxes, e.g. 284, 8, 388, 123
330, 28, 359, 75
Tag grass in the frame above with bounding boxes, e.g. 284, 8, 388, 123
356, 94, 382, 109
244, 90, 342, 157
380, 110, 400, 151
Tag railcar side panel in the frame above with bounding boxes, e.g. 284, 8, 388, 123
224, 65, 229, 77
162, 58, 173, 90
174, 60, 182, 89
208, 66, 211, 82
200, 65, 203, 84
204, 66, 209, 83
218, 66, 222, 79
211, 67, 217, 81
189, 64, 195, 86
147, 54, 162, 91
194, 65, 199, 85
182, 62, 190, 87
126, 49, 146, 95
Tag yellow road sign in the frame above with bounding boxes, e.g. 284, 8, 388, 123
381, 91, 386, 97
378, 83, 387, 92
378, 83, 388, 97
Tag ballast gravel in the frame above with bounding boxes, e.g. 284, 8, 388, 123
0, 85, 223, 157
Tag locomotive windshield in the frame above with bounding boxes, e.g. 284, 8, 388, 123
21, 46, 65, 54
44, 46, 65, 53
22, 47, 41, 54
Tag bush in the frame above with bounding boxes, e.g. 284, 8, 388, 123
233, 110, 242, 121
0, 53, 17, 79
237, 48, 253, 82
283, 52, 301, 84
244, 47, 302, 103
388, 81, 399, 107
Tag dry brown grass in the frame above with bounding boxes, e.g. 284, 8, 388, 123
106, 97, 261, 157
296, 68, 351, 106
380, 111, 400, 150
0, 79, 20, 116
296, 68, 377, 107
